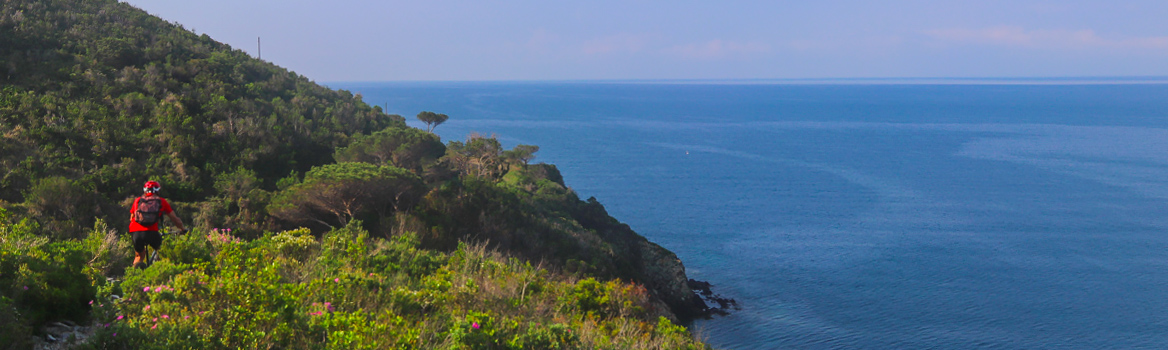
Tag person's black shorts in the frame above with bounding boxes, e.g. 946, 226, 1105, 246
131, 230, 162, 253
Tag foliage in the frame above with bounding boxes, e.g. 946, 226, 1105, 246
443, 134, 509, 179
0, 208, 96, 327
335, 126, 446, 172
0, 0, 404, 234
75, 226, 708, 349
416, 111, 450, 133
268, 163, 424, 233
503, 144, 539, 166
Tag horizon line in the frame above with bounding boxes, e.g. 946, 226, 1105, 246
324, 76, 1168, 86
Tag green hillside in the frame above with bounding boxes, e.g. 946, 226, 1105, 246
0, 0, 713, 348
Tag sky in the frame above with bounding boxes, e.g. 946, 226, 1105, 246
120, 1, 1168, 82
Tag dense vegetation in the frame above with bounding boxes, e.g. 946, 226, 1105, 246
0, 0, 710, 348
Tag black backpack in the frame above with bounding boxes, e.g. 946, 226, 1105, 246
134, 196, 163, 226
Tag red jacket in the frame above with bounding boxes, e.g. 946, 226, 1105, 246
129, 193, 173, 232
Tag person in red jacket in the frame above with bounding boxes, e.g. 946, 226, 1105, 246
129, 180, 187, 268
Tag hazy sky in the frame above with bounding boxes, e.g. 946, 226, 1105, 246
121, 1, 1168, 82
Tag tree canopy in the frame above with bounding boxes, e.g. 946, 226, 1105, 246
268, 162, 424, 229
334, 127, 445, 171
416, 111, 449, 133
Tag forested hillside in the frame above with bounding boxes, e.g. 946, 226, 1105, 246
0, 0, 711, 348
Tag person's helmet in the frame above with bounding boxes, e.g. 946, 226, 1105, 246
143, 181, 162, 193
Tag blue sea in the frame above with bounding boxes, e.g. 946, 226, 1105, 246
334, 80, 1168, 349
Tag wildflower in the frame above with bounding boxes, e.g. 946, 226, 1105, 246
89, 300, 94, 305
116, 315, 124, 320
184, 316, 189, 320
113, 333, 116, 337
472, 322, 480, 330
22, 286, 28, 290
104, 323, 109, 328
151, 324, 157, 329
162, 315, 169, 319
334, 278, 340, 283
143, 287, 150, 292
144, 305, 150, 311
153, 318, 157, 322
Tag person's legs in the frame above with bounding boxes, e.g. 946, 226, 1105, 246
131, 231, 148, 267
145, 231, 162, 263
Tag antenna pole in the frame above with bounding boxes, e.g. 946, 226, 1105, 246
258, 37, 262, 60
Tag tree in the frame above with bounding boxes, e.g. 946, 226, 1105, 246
443, 134, 507, 179
334, 127, 445, 171
416, 111, 449, 133
267, 162, 424, 229
503, 144, 539, 165
23, 176, 96, 238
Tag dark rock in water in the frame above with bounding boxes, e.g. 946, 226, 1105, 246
688, 279, 713, 296
688, 278, 740, 318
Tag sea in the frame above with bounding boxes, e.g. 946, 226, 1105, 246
333, 79, 1168, 349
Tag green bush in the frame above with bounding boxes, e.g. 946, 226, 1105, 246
510, 322, 578, 350
0, 296, 33, 350
81, 219, 133, 278
159, 229, 214, 266
0, 209, 95, 327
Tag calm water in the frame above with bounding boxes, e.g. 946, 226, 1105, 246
335, 81, 1168, 349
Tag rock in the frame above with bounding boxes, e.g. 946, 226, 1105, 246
633, 239, 708, 321
686, 278, 740, 317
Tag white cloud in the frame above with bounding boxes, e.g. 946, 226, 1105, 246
578, 33, 655, 55
665, 39, 770, 59
925, 26, 1168, 50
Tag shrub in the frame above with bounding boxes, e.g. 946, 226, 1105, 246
81, 219, 133, 278
0, 209, 95, 327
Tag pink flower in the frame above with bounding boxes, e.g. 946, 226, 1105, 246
143, 287, 150, 292
334, 278, 340, 282
144, 305, 150, 311
104, 323, 109, 327
112, 333, 116, 337
152, 318, 157, 322
89, 300, 94, 305
472, 322, 480, 330
22, 286, 27, 290
154, 286, 162, 292
184, 316, 189, 320
116, 315, 124, 320
151, 324, 157, 329
162, 315, 169, 319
